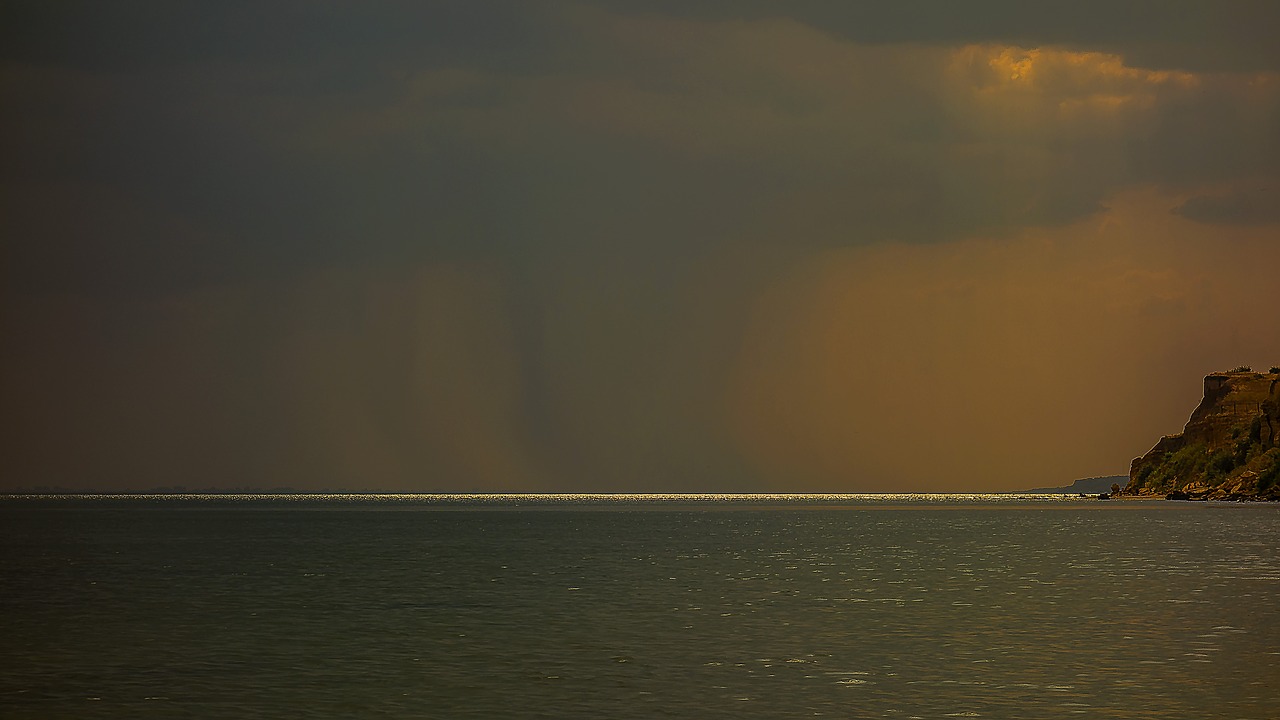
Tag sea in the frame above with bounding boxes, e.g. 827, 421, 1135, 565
2, 494, 1278, 719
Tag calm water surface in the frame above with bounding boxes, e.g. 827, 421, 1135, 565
2, 495, 1278, 718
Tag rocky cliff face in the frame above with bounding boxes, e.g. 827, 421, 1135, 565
1126, 371, 1280, 499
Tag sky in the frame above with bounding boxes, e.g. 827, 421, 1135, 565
3, 1, 1279, 492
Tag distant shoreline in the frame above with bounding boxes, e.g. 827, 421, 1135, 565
0, 491, 1185, 504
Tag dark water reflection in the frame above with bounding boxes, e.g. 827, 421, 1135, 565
2, 498, 1278, 718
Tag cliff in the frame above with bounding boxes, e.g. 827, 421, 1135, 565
1126, 371, 1280, 500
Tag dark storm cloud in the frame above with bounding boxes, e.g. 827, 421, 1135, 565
4, 0, 1278, 299
1173, 188, 1280, 226
599, 0, 1280, 72
11, 1, 1277, 73
1, 1, 558, 72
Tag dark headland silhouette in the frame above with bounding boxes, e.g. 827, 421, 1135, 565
1021, 475, 1128, 495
